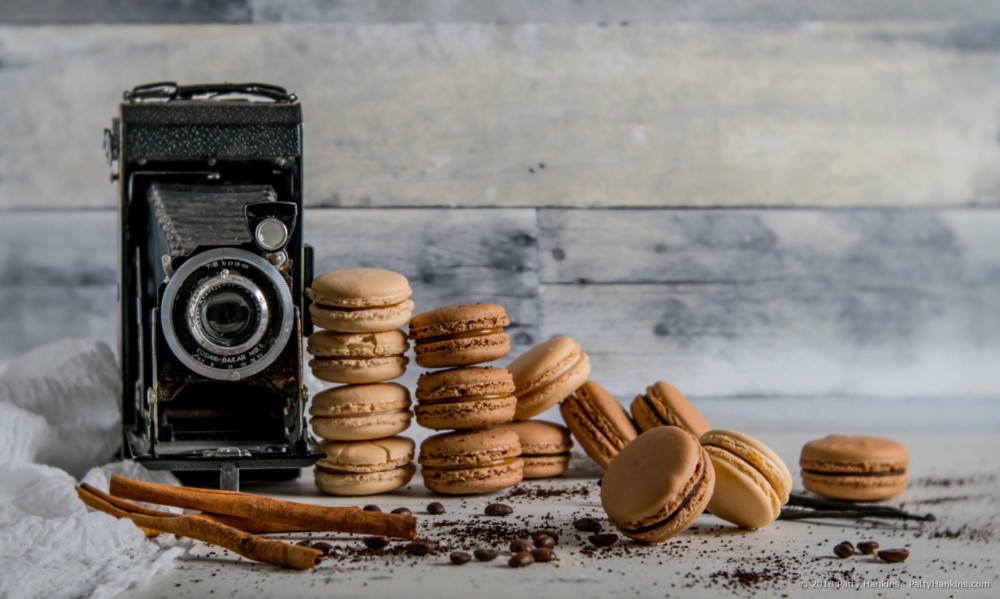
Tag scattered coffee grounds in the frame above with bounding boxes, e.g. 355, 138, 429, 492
391, 507, 413, 517
450, 551, 472, 565
485, 503, 513, 516
589, 533, 618, 547
533, 534, 556, 549
573, 517, 601, 532
295, 540, 313, 547
508, 551, 534, 568
497, 483, 592, 501
312, 542, 334, 557
833, 541, 854, 558
530, 548, 556, 562
363, 536, 389, 550
363, 504, 381, 512
474, 548, 499, 562
856, 541, 879, 555
877, 548, 909, 563
427, 502, 446, 515
405, 540, 436, 556
509, 538, 532, 553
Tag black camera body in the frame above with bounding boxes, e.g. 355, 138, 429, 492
107, 82, 321, 487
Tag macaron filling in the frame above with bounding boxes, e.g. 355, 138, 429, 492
801, 468, 906, 477
418, 393, 511, 405
422, 457, 521, 471
313, 300, 410, 312
415, 327, 505, 344
638, 393, 678, 427
619, 459, 708, 535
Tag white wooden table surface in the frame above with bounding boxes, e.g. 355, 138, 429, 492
117, 431, 999, 598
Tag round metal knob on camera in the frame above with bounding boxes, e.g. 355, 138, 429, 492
255, 218, 289, 251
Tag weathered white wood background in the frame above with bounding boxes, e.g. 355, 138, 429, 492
1, 1, 998, 429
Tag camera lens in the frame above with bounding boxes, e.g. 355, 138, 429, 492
201, 288, 255, 345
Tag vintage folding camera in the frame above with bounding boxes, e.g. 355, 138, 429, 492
106, 82, 321, 488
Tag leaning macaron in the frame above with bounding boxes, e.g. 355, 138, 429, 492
508, 336, 591, 420
800, 434, 909, 501
307, 268, 414, 333
601, 427, 715, 544
408, 304, 511, 368
419, 428, 523, 495
700, 429, 792, 529
560, 380, 637, 469
309, 383, 412, 441
415, 366, 516, 430
630, 381, 710, 437
307, 329, 409, 383
493, 420, 573, 479
314, 436, 416, 496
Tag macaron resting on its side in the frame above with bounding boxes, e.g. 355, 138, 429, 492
508, 336, 591, 420
307, 329, 409, 383
419, 428, 523, 495
493, 420, 573, 479
415, 366, 517, 430
314, 436, 416, 496
700, 429, 792, 529
800, 434, 909, 501
601, 427, 715, 544
309, 383, 412, 441
630, 380, 711, 437
409, 304, 511, 368
560, 380, 638, 469
308, 268, 414, 333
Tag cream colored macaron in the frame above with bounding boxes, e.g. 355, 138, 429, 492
508, 336, 591, 420
307, 329, 410, 383
314, 436, 416, 496
308, 268, 414, 333
700, 429, 792, 529
309, 383, 412, 441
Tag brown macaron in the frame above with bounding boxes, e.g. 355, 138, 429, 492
408, 304, 511, 368
630, 381, 710, 437
309, 383, 412, 441
493, 420, 573, 479
314, 436, 416, 496
307, 268, 414, 333
419, 428, 523, 495
800, 434, 909, 501
415, 366, 517, 430
601, 427, 716, 543
508, 336, 591, 420
560, 381, 638, 469
307, 329, 409, 383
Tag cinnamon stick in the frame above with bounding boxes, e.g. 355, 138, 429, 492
109, 475, 417, 539
77, 484, 322, 570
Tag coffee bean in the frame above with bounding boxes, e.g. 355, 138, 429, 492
573, 517, 601, 532
834, 542, 855, 558
363, 504, 381, 512
312, 542, 334, 557
406, 539, 436, 556
427, 502, 446, 515
531, 548, 556, 563
484, 503, 513, 516
533, 534, 556, 549
391, 507, 413, 517
857, 541, 879, 555
589, 533, 618, 547
363, 536, 389, 550
508, 551, 535, 568
474, 548, 499, 562
532, 530, 559, 545
450, 551, 472, 565
295, 540, 313, 547
878, 548, 909, 563
510, 538, 533, 553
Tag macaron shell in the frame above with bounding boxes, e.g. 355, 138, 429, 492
307, 268, 412, 308
421, 458, 524, 495
514, 353, 591, 420
701, 429, 792, 505
310, 383, 411, 417
309, 356, 409, 383
307, 330, 410, 358
801, 470, 909, 501
800, 434, 909, 474
310, 410, 412, 441
521, 454, 571, 479
413, 333, 510, 368
415, 396, 517, 430
418, 429, 521, 468
317, 436, 415, 471
314, 464, 416, 496
632, 381, 711, 437
408, 304, 509, 339
560, 381, 637, 469
703, 444, 781, 529
626, 451, 715, 544
309, 299, 414, 333
416, 366, 516, 400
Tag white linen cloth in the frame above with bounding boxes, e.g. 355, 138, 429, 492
0, 341, 184, 599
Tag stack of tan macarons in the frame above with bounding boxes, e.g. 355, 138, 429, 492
305, 268, 417, 496
409, 303, 528, 495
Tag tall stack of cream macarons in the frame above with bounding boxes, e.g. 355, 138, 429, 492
305, 268, 417, 496
408, 304, 525, 495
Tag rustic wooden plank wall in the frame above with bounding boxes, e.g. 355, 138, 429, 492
1, 2, 999, 429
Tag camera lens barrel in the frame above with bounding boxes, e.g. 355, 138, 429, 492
161, 248, 294, 381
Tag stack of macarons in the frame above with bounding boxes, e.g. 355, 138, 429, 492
410, 304, 525, 494
305, 268, 417, 496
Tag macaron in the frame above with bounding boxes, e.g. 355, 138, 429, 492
630, 380, 710, 437
493, 420, 573, 479
559, 380, 637, 469
314, 436, 416, 496
408, 304, 511, 368
419, 428, 523, 495
307, 268, 414, 333
415, 366, 517, 430
800, 434, 909, 501
309, 383, 412, 441
700, 429, 792, 529
601, 427, 715, 544
307, 329, 409, 383
508, 335, 591, 420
